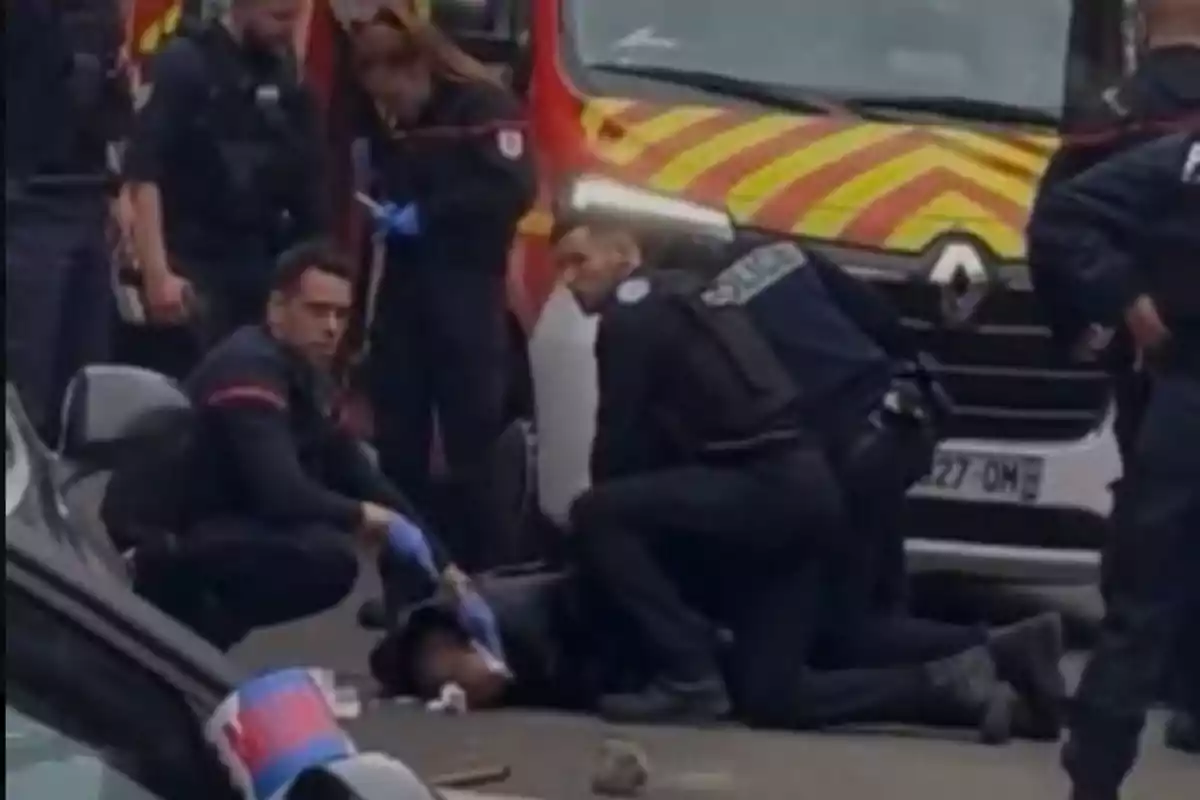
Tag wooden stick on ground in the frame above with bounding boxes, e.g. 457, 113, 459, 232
428, 764, 513, 789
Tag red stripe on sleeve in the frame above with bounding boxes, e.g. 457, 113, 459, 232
205, 385, 288, 410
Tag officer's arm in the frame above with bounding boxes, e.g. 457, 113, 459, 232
810, 252, 919, 359
201, 360, 364, 529
418, 83, 537, 230
590, 305, 664, 481
124, 40, 204, 281
1026, 101, 1130, 345
1031, 135, 1189, 323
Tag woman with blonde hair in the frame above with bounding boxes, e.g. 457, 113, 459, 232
348, 1, 535, 583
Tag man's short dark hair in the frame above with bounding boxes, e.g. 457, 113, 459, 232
271, 240, 355, 295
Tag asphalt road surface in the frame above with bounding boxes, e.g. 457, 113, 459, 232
233, 557, 1199, 800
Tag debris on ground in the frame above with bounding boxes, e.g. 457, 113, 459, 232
591, 738, 650, 797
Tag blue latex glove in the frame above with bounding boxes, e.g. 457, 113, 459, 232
385, 515, 438, 578
374, 201, 420, 238
457, 587, 507, 667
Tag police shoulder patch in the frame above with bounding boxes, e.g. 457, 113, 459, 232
616, 277, 651, 305
496, 128, 525, 161
705, 241, 808, 306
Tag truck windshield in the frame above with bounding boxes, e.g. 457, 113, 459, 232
565, 0, 1078, 123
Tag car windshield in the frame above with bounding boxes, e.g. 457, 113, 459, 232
565, 0, 1077, 122
6, 705, 165, 800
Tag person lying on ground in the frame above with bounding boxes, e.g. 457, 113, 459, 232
368, 568, 1068, 744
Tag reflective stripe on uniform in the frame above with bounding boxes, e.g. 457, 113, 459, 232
206, 385, 288, 409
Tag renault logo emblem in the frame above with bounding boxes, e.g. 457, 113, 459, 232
928, 242, 991, 326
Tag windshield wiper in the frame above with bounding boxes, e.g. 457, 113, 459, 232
846, 95, 1058, 126
590, 63, 855, 117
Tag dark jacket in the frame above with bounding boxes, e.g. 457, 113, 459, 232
1028, 45, 1200, 352
1027, 133, 1200, 376
5, 0, 75, 184
182, 326, 444, 545
124, 22, 328, 266
364, 77, 536, 287
369, 569, 600, 709
591, 243, 922, 480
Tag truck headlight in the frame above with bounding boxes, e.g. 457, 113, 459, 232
560, 176, 735, 243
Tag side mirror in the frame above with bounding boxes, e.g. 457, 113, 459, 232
59, 365, 193, 463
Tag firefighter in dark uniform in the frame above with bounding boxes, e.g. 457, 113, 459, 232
6, 0, 130, 442
1027, 0, 1200, 752
1028, 132, 1200, 799
124, 0, 329, 368
345, 5, 536, 566
122, 242, 479, 650
551, 215, 1068, 729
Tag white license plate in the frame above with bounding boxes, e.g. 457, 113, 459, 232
911, 450, 1045, 505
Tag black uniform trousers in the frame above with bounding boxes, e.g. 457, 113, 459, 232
6, 191, 112, 442
1111, 364, 1198, 716
732, 557, 985, 730
369, 262, 508, 568
111, 255, 274, 381
185, 260, 275, 348
830, 414, 937, 614
133, 518, 359, 651
570, 443, 984, 726
1064, 371, 1200, 793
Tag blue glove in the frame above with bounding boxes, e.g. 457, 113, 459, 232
374, 201, 420, 238
457, 587, 507, 666
385, 515, 438, 579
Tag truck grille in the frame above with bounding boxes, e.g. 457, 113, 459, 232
802, 241, 1112, 442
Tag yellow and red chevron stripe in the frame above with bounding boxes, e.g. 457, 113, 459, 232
580, 99, 1059, 260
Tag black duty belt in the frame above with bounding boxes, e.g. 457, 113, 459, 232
21, 172, 119, 196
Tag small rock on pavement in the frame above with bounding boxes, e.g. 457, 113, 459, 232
591, 739, 650, 797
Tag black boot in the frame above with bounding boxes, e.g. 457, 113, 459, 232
1069, 786, 1118, 800
988, 612, 1067, 740
922, 646, 1017, 745
599, 676, 731, 725
1166, 710, 1200, 753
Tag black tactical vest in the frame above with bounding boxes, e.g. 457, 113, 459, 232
57, 0, 130, 175
652, 270, 805, 457
177, 23, 310, 240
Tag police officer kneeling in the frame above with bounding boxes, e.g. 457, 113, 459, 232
127, 242, 469, 650
554, 213, 966, 724
1029, 133, 1200, 799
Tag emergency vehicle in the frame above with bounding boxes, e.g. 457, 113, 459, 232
124, 0, 1138, 583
